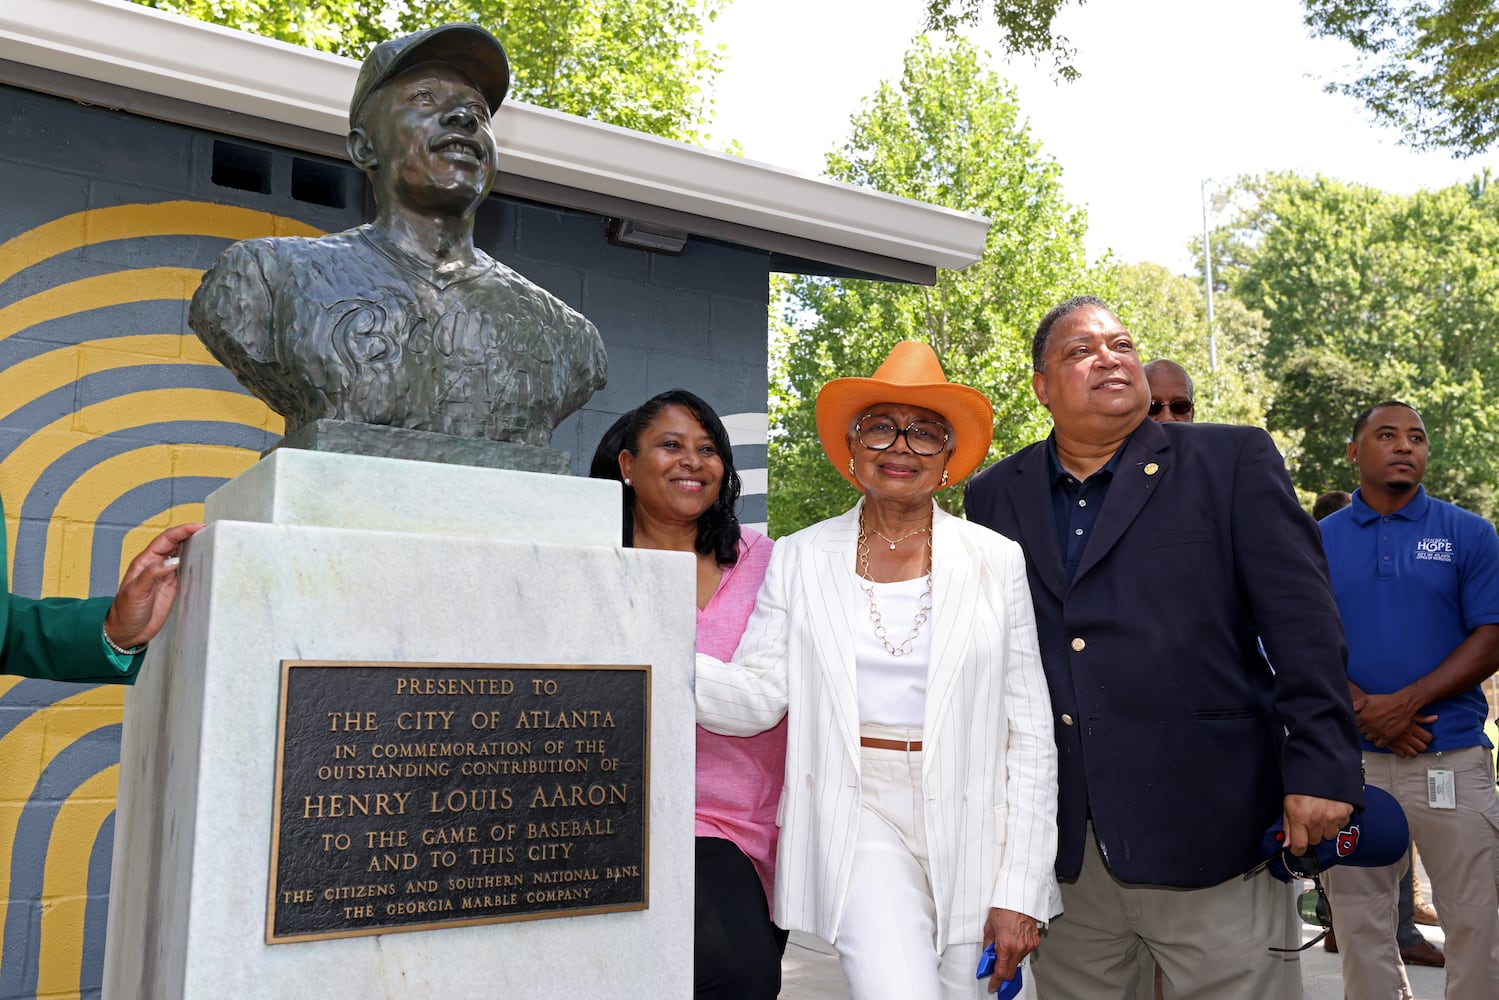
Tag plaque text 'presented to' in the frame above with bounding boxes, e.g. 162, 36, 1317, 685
267, 661, 650, 942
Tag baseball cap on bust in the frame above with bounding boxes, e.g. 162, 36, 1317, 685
349, 23, 511, 126
1257, 784, 1409, 882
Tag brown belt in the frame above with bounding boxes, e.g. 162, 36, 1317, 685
859, 736, 923, 752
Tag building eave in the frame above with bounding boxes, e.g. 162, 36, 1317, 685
0, 0, 991, 280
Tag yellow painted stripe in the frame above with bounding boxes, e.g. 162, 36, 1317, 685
0, 685, 124, 972
119, 502, 208, 578
44, 445, 254, 597
0, 201, 323, 286
36, 764, 120, 998
0, 335, 226, 424
0, 389, 281, 594
0, 269, 204, 344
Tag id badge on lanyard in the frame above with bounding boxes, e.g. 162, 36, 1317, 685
1427, 752, 1456, 810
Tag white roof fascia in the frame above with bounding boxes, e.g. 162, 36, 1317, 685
0, 0, 990, 271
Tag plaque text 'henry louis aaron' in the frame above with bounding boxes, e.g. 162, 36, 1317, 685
268, 661, 649, 942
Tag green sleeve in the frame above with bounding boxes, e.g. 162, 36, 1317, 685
1, 592, 142, 684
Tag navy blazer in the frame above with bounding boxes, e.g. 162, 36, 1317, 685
965, 418, 1363, 887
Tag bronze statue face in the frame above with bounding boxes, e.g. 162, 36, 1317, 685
359, 62, 500, 217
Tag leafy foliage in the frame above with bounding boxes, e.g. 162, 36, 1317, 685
921, 0, 1086, 81
768, 36, 1093, 536
133, 0, 728, 142
924, 0, 1499, 154
1102, 262, 1271, 431
1304, 0, 1499, 155
1217, 171, 1499, 516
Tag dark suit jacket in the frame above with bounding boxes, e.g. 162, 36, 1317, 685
965, 419, 1362, 887
1, 495, 140, 683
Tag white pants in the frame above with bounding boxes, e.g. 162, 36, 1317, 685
834, 725, 1024, 1000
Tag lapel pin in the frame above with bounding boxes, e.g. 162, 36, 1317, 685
1144, 463, 1159, 476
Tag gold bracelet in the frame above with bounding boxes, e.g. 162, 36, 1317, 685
102, 622, 146, 656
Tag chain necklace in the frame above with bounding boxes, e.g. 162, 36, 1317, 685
868, 524, 932, 550
857, 510, 933, 658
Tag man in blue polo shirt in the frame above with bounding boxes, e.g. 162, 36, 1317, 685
1319, 400, 1499, 1000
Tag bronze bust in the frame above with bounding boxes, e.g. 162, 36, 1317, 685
191, 24, 607, 467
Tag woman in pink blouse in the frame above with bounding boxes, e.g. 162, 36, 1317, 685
591, 389, 787, 999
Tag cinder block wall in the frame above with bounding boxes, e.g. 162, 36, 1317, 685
0, 83, 769, 1000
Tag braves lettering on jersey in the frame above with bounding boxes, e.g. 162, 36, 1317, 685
191, 225, 607, 448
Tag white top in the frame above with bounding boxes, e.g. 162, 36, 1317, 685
695, 501, 1063, 945
852, 571, 931, 728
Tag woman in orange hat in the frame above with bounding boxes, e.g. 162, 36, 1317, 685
696, 342, 1061, 999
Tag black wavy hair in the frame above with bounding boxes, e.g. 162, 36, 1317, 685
587, 389, 742, 566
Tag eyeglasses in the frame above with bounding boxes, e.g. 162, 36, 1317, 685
855, 415, 949, 456
1149, 399, 1195, 417
1266, 851, 1333, 954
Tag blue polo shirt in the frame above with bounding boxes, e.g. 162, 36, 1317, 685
1320, 486, 1499, 753
1046, 434, 1129, 582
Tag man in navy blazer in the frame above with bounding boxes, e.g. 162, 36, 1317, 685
965, 295, 1363, 998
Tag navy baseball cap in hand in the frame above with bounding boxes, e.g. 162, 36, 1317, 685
1258, 785, 1409, 882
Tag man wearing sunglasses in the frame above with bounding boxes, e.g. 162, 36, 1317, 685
1143, 359, 1195, 422
966, 295, 1363, 999
1318, 400, 1499, 1000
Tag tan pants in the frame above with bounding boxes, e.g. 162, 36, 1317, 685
1322, 746, 1499, 1000
1031, 825, 1300, 1000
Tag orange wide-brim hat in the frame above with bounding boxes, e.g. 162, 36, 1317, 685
815, 341, 995, 492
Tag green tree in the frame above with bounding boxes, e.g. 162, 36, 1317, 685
1102, 262, 1271, 430
133, 0, 728, 142
924, 0, 1499, 154
768, 36, 1093, 536
1217, 171, 1499, 515
1304, 0, 1499, 155
921, 0, 1086, 80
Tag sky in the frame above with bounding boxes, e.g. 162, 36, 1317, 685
703, 0, 1495, 274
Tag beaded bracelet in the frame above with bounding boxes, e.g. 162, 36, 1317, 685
102, 622, 146, 657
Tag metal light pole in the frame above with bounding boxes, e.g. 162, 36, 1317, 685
1201, 178, 1218, 373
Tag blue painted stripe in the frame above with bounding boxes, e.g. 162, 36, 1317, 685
87, 476, 228, 594
0, 363, 246, 438
11, 421, 270, 597
0, 236, 231, 310
80, 812, 114, 998
730, 443, 768, 469
16, 421, 269, 518
0, 678, 105, 731
0, 303, 193, 363
0, 725, 122, 999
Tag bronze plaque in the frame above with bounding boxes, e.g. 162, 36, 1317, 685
267, 661, 649, 943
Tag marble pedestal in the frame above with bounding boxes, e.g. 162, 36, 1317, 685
103, 450, 695, 999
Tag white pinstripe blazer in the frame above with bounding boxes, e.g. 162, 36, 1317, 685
696, 501, 1062, 949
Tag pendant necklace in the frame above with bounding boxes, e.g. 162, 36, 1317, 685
868, 523, 932, 550
857, 510, 933, 657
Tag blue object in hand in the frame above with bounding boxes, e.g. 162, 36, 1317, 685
975, 943, 1024, 998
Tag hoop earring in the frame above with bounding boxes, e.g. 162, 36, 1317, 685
848, 458, 856, 476
940, 468, 950, 487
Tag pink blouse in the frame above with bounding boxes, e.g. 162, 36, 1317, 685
694, 529, 786, 906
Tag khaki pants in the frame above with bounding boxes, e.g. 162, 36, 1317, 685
1322, 746, 1499, 1000
1032, 824, 1300, 1000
